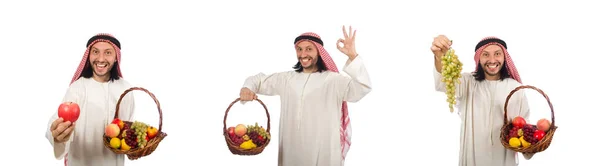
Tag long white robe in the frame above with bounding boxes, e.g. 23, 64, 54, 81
434, 67, 530, 166
45, 77, 135, 166
243, 56, 372, 166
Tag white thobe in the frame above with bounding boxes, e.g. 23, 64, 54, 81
45, 77, 135, 166
243, 56, 372, 166
434, 68, 530, 166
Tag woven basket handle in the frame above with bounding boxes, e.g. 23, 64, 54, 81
223, 98, 271, 133
503, 85, 555, 128
114, 87, 163, 133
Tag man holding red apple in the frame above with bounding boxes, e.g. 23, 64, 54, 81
431, 35, 534, 166
45, 33, 136, 166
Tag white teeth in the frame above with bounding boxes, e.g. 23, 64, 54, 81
487, 64, 498, 68
302, 59, 309, 62
97, 64, 107, 67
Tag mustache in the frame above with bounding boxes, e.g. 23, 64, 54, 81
92, 60, 111, 64
483, 62, 501, 65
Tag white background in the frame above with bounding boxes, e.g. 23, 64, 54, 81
0, 0, 598, 165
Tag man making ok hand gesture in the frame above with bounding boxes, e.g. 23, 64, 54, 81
239, 26, 372, 166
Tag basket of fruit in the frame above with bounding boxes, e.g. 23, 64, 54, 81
500, 85, 557, 154
103, 87, 167, 160
223, 98, 271, 155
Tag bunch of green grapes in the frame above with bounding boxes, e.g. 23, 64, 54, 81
246, 122, 270, 146
131, 121, 149, 148
258, 125, 270, 140
441, 48, 463, 113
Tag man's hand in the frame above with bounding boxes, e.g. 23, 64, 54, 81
337, 25, 358, 60
431, 35, 452, 59
240, 87, 257, 101
50, 118, 75, 143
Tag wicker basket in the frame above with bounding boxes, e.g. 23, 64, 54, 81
223, 98, 271, 155
103, 87, 167, 160
500, 85, 557, 154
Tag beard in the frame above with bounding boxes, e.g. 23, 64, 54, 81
91, 60, 114, 77
481, 61, 503, 77
299, 56, 317, 70
302, 63, 317, 70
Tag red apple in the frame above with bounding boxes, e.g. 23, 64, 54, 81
111, 118, 125, 129
533, 130, 546, 141
537, 118, 551, 132
512, 116, 526, 129
228, 127, 235, 138
58, 102, 80, 123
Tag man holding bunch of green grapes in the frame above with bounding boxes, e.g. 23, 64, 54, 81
431, 35, 534, 166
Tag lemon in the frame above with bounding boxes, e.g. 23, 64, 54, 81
509, 137, 521, 148
519, 136, 531, 148
110, 137, 121, 149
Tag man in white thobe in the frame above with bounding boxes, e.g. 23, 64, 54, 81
45, 33, 135, 166
239, 26, 372, 166
432, 35, 535, 166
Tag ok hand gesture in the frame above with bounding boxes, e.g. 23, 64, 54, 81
337, 25, 358, 60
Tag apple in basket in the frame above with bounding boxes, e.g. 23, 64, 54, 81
512, 116, 526, 128
58, 102, 80, 123
534, 130, 546, 141
537, 118, 551, 132
111, 118, 125, 129
228, 127, 235, 137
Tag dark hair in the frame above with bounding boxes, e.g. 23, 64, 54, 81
472, 62, 510, 81
81, 58, 121, 82
293, 55, 328, 73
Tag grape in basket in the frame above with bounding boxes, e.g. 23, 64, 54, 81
105, 119, 159, 150
102, 87, 167, 160
500, 85, 558, 156
226, 123, 271, 149
223, 98, 272, 155
505, 116, 553, 148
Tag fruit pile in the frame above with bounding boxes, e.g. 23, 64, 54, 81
105, 118, 159, 151
227, 123, 270, 150
440, 48, 463, 113
506, 116, 552, 149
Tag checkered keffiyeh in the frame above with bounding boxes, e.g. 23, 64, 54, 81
294, 32, 352, 161
473, 36, 522, 83
69, 33, 123, 85
65, 33, 122, 166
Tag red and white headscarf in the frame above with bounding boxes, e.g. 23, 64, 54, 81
294, 32, 352, 161
473, 36, 522, 83
64, 33, 122, 166
69, 33, 123, 85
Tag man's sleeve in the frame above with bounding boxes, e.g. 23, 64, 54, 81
242, 71, 290, 96
334, 56, 372, 103
45, 82, 83, 159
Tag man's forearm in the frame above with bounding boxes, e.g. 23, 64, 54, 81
434, 54, 442, 73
